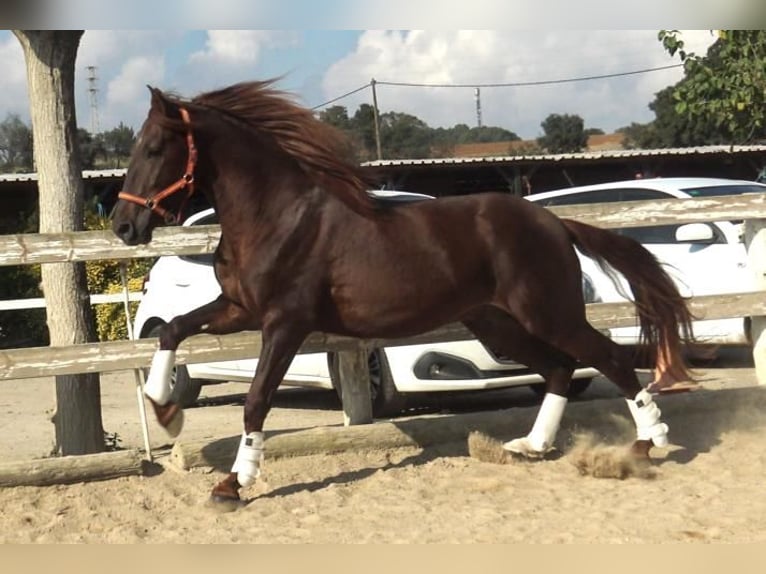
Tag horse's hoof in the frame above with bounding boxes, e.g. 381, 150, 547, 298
147, 399, 184, 438
164, 408, 184, 438
206, 493, 245, 513
208, 479, 244, 512
630, 439, 653, 461
502, 437, 554, 460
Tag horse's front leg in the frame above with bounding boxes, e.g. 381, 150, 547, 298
144, 295, 253, 437
210, 321, 306, 504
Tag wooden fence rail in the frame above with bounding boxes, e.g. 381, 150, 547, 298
1, 291, 763, 381
2, 193, 766, 266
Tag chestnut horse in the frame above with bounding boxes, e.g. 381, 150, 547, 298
112, 81, 693, 504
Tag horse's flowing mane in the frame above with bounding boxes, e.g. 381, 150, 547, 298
182, 81, 377, 214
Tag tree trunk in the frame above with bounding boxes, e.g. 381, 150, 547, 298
13, 30, 105, 455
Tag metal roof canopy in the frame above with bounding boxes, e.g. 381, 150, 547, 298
362, 145, 766, 197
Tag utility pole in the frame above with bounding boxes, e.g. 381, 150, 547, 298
475, 87, 483, 128
86, 65, 100, 134
371, 78, 383, 161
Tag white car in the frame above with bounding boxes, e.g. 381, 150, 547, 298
526, 176, 766, 348
132, 189, 599, 414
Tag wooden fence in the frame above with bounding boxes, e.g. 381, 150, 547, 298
1, 193, 766, 427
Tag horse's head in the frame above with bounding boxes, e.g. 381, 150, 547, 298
111, 87, 198, 245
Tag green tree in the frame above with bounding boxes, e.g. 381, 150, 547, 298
317, 104, 522, 160
77, 128, 106, 169
457, 125, 520, 144
659, 29, 766, 144
537, 113, 588, 153
0, 113, 34, 172
101, 122, 135, 168
617, 122, 657, 150
318, 105, 351, 130
619, 84, 729, 149
650, 85, 727, 147
318, 104, 377, 162
350, 104, 378, 161
379, 111, 432, 159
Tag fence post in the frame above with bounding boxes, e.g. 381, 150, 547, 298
336, 345, 373, 426
745, 218, 766, 385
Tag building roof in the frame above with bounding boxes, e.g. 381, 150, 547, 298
363, 144, 766, 169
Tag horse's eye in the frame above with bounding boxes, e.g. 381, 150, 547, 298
146, 145, 162, 158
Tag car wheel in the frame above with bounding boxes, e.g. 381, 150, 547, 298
328, 349, 405, 418
529, 377, 592, 399
144, 324, 203, 408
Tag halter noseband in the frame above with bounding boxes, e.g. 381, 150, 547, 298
118, 107, 197, 224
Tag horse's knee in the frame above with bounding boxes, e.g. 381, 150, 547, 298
158, 320, 182, 350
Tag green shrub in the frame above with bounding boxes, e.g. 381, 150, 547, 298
84, 211, 153, 341
93, 276, 146, 341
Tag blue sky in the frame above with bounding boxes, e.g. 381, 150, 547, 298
1, 30, 717, 140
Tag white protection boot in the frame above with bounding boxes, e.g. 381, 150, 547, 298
626, 389, 669, 447
144, 349, 176, 405
232, 431, 265, 488
503, 393, 568, 459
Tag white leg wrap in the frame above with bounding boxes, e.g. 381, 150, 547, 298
504, 393, 568, 456
231, 431, 265, 487
144, 350, 175, 405
627, 389, 669, 447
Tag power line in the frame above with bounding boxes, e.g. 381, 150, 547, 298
310, 63, 684, 110
376, 64, 684, 89
311, 82, 371, 111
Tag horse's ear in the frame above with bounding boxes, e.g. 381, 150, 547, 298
148, 86, 167, 114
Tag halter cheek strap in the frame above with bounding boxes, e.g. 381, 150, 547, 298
118, 107, 198, 224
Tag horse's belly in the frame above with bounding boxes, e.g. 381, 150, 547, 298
329, 282, 480, 338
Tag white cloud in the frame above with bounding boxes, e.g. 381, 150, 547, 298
107, 57, 166, 105
0, 34, 30, 121
189, 30, 299, 66
99, 57, 166, 130
322, 30, 718, 138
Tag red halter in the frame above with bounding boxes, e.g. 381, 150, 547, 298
118, 107, 198, 224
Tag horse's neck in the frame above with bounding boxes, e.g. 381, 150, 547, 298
211, 178, 324, 248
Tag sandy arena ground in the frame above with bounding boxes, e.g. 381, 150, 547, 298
1, 348, 765, 543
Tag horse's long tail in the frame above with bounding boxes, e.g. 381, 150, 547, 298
562, 218, 695, 382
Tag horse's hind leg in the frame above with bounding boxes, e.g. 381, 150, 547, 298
549, 324, 669, 452
462, 307, 577, 458
145, 295, 253, 437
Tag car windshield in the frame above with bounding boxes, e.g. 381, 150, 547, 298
680, 184, 766, 198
